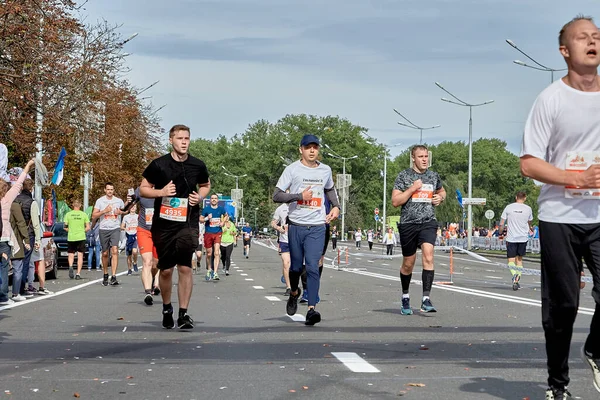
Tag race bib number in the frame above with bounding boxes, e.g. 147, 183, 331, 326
244, 232, 250, 239
145, 209, 154, 226
126, 223, 137, 235
159, 197, 188, 222
412, 184, 433, 203
209, 218, 221, 228
297, 186, 323, 209
565, 151, 600, 199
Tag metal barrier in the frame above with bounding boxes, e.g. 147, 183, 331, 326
435, 237, 540, 254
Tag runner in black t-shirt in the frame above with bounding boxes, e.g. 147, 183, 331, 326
391, 145, 446, 315
140, 124, 211, 330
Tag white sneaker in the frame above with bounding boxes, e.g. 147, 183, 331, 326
11, 294, 26, 302
582, 345, 600, 393
37, 288, 53, 295
0, 298, 14, 305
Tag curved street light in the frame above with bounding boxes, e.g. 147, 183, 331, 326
435, 82, 494, 250
393, 108, 440, 144
506, 39, 566, 83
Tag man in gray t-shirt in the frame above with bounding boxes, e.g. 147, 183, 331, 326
499, 191, 533, 291
391, 145, 445, 316
92, 182, 125, 286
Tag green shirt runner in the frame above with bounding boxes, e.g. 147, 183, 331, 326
64, 210, 90, 242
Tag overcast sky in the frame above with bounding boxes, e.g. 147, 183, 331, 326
80, 0, 600, 156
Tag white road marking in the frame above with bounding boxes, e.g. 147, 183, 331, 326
253, 286, 264, 290
439, 263, 447, 266
0, 270, 130, 311
265, 296, 281, 302
368, 260, 374, 263
240, 273, 248, 276
484, 276, 502, 280
288, 314, 305, 322
331, 352, 380, 373
382, 263, 389, 266
245, 278, 254, 281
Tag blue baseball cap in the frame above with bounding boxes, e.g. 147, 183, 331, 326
300, 134, 320, 147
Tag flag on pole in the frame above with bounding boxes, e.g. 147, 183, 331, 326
456, 189, 463, 208
51, 147, 67, 185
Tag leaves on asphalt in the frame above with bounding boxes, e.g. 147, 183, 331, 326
406, 383, 426, 387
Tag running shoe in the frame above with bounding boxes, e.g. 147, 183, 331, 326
162, 307, 174, 329
127, 269, 133, 276
144, 293, 153, 306
177, 313, 194, 329
225, 269, 229, 276
213, 273, 220, 281
284, 288, 291, 296
286, 288, 301, 316
205, 270, 212, 281
246, 255, 249, 259
153, 286, 160, 296
581, 345, 600, 392
37, 287, 52, 295
0, 298, 14, 305
512, 274, 520, 291
68, 266, 74, 279
11, 294, 26, 302
545, 387, 572, 399
421, 298, 437, 313
75, 274, 81, 280
305, 308, 321, 326
133, 263, 138, 272
299, 291, 308, 304
281, 275, 286, 284
400, 297, 413, 315
102, 274, 109, 286
110, 275, 119, 286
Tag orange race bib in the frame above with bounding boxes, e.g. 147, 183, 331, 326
145, 209, 154, 225
411, 184, 433, 203
297, 186, 323, 210
209, 217, 221, 228
159, 197, 188, 222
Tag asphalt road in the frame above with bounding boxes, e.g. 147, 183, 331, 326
0, 241, 597, 400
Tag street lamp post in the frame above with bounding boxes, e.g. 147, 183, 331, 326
221, 166, 248, 224
254, 207, 259, 231
393, 109, 441, 144
435, 82, 494, 250
324, 144, 357, 242
505, 39, 566, 84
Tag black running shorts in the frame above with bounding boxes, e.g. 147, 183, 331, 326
506, 241, 527, 258
152, 227, 199, 270
67, 240, 86, 254
399, 220, 438, 257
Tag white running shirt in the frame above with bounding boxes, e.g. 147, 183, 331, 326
500, 202, 533, 243
521, 79, 600, 223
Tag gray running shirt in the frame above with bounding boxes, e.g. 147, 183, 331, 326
500, 202, 533, 243
272, 203, 289, 243
393, 168, 443, 225
94, 195, 125, 231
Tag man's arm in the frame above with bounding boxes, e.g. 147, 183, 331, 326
432, 187, 447, 206
91, 206, 106, 220
273, 187, 302, 203
140, 178, 172, 198
391, 188, 416, 208
85, 222, 90, 232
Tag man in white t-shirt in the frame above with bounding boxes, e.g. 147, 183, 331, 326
498, 191, 533, 291
121, 205, 139, 276
520, 15, 600, 399
92, 182, 125, 286
271, 203, 290, 295
273, 134, 340, 326
354, 229, 362, 248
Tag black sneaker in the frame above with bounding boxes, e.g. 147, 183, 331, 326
162, 307, 175, 329
545, 387, 572, 399
68, 266, 74, 279
144, 293, 153, 306
177, 313, 194, 329
102, 274, 109, 286
286, 288, 301, 316
284, 288, 291, 296
305, 308, 321, 326
153, 286, 161, 296
110, 276, 119, 286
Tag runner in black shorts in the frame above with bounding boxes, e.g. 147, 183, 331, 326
140, 124, 211, 330
391, 145, 445, 315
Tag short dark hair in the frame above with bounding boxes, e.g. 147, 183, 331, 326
105, 182, 114, 189
23, 178, 34, 192
516, 191, 527, 200
559, 14, 595, 46
411, 145, 428, 157
169, 124, 191, 138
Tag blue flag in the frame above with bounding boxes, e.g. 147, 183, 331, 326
456, 189, 463, 208
51, 147, 67, 185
